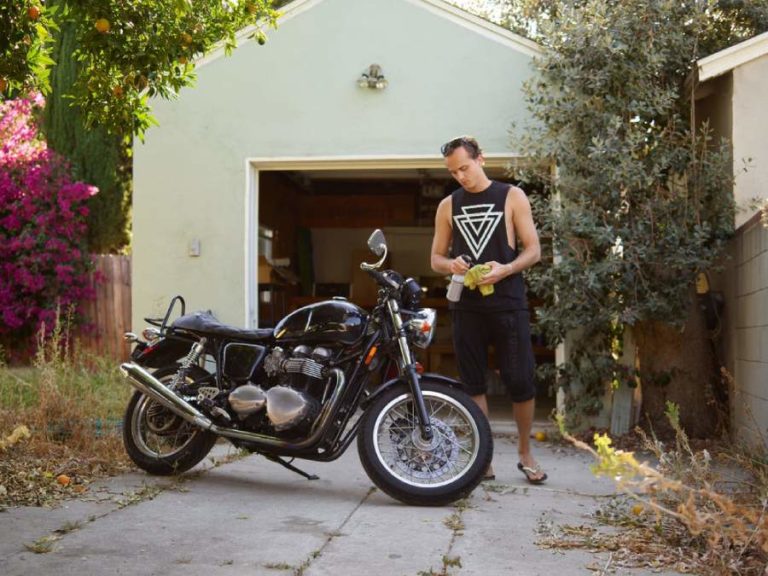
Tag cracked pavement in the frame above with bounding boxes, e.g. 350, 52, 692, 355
0, 423, 683, 576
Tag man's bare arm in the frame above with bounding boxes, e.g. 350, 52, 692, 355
431, 196, 470, 276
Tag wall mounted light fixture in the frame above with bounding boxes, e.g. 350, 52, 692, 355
358, 63, 388, 90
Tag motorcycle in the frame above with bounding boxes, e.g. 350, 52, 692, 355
120, 229, 493, 505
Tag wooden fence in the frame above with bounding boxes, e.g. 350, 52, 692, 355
76, 255, 132, 361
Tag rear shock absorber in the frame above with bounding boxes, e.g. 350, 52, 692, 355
170, 338, 207, 389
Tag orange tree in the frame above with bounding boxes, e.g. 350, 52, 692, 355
1, 0, 279, 139
2, 0, 281, 254
0, 3, 58, 96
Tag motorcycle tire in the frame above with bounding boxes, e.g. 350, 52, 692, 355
123, 365, 218, 476
357, 380, 493, 506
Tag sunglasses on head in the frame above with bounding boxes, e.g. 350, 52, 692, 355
440, 136, 481, 158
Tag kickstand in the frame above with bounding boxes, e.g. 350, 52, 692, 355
266, 455, 319, 481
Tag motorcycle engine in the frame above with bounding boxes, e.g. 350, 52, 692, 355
227, 345, 331, 434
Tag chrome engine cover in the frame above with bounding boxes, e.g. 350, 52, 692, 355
265, 385, 319, 431
228, 384, 267, 418
232, 345, 329, 431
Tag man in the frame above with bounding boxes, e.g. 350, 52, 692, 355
430, 136, 546, 484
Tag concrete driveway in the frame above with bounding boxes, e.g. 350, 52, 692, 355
0, 422, 679, 576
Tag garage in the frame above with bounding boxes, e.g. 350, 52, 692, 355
131, 0, 550, 410
254, 160, 554, 409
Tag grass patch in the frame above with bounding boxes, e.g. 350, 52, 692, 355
24, 535, 59, 554
263, 562, 293, 571
0, 319, 133, 507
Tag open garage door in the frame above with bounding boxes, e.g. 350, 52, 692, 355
247, 157, 554, 415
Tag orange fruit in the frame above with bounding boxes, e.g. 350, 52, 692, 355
0, 77, 7, 93
56, 474, 71, 487
181, 32, 193, 45
631, 503, 644, 515
28, 6, 41, 20
95, 18, 111, 34
534, 431, 547, 442
112, 85, 123, 97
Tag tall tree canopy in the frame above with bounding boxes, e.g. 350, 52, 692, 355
477, 0, 768, 53
2, 0, 280, 252
506, 0, 768, 435
2, 0, 279, 139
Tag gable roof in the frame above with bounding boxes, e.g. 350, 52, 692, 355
698, 30, 768, 82
198, 0, 541, 69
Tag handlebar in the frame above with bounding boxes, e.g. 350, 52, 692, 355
365, 268, 400, 290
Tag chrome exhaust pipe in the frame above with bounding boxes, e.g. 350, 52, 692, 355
119, 362, 347, 451
120, 362, 214, 430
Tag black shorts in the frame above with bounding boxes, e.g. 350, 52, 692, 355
451, 309, 536, 402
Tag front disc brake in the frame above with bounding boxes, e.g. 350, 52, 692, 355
391, 418, 458, 480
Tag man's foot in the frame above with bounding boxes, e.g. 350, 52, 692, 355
517, 458, 547, 484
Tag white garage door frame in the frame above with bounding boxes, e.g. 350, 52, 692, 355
244, 154, 518, 328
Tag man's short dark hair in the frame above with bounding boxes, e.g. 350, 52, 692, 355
440, 136, 482, 159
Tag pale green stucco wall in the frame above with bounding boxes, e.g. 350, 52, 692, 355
132, 0, 537, 331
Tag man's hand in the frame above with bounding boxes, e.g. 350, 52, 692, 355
450, 256, 471, 275
475, 261, 510, 285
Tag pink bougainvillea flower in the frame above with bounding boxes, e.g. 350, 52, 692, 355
0, 95, 98, 351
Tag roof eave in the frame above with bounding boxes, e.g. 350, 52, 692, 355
197, 0, 542, 70
698, 30, 768, 83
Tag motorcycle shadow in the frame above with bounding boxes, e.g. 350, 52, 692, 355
176, 456, 379, 504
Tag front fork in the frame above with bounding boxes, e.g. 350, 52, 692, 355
387, 300, 433, 441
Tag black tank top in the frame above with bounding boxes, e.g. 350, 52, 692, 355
450, 181, 527, 311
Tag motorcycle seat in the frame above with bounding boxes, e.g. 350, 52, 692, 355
171, 311, 273, 342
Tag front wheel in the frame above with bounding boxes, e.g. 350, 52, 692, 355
357, 381, 493, 506
123, 365, 218, 475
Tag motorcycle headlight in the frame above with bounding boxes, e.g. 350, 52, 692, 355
407, 308, 436, 349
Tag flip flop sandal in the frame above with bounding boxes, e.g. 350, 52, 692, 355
517, 462, 547, 485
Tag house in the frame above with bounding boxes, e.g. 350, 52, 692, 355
695, 31, 768, 447
132, 0, 540, 329
131, 0, 550, 392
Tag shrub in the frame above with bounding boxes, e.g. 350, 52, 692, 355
554, 403, 768, 575
0, 94, 97, 357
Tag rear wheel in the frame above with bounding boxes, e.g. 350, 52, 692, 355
357, 381, 492, 506
123, 365, 217, 475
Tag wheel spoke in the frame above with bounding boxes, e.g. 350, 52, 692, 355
133, 390, 197, 459
432, 424, 474, 457
371, 390, 482, 488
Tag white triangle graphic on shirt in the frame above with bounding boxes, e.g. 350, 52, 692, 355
453, 204, 503, 261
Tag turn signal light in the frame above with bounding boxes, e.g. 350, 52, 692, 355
364, 345, 378, 366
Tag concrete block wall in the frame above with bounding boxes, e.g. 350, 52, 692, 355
731, 214, 768, 448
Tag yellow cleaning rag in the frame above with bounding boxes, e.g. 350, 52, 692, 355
463, 264, 494, 296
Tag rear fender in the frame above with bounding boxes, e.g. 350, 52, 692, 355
131, 335, 196, 369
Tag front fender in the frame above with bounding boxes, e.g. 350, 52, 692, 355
361, 372, 465, 409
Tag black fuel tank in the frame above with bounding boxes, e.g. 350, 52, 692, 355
273, 300, 369, 346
